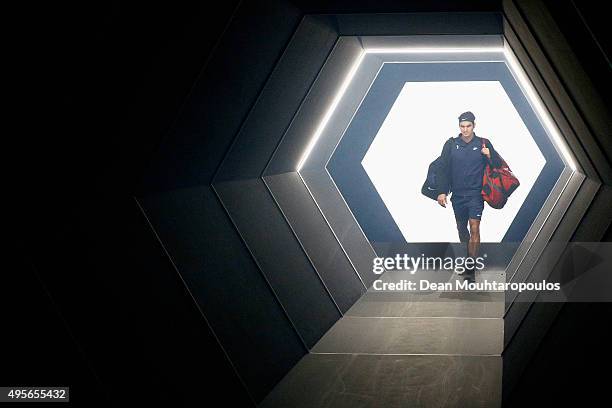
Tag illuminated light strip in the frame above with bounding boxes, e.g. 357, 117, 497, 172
502, 43, 577, 171
364, 47, 505, 54
297, 50, 366, 171
297, 47, 504, 171
298, 44, 576, 172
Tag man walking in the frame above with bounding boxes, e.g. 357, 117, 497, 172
436, 111, 502, 274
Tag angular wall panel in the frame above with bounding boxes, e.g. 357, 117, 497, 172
212, 16, 342, 348
136, 2, 310, 403
139, 188, 306, 402
264, 172, 366, 313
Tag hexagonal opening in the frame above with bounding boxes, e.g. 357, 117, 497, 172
297, 36, 578, 273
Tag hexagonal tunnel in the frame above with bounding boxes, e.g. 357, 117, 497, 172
306, 42, 569, 271
136, 8, 609, 408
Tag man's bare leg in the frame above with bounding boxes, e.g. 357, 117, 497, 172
468, 218, 481, 259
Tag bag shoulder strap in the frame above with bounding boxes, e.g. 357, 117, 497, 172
442, 137, 454, 155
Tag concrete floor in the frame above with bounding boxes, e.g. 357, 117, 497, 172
261, 269, 505, 407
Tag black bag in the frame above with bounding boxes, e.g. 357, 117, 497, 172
421, 138, 453, 200
421, 156, 444, 200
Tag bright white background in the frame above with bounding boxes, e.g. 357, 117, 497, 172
362, 81, 546, 242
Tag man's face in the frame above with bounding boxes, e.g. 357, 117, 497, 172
459, 121, 475, 138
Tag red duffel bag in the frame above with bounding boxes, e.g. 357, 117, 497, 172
481, 138, 520, 209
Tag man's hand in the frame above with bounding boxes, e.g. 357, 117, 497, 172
437, 193, 447, 208
481, 146, 490, 159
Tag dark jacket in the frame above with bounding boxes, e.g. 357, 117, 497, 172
437, 134, 503, 197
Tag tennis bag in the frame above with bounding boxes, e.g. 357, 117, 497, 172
481, 138, 520, 209
421, 156, 445, 200
421, 138, 453, 200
